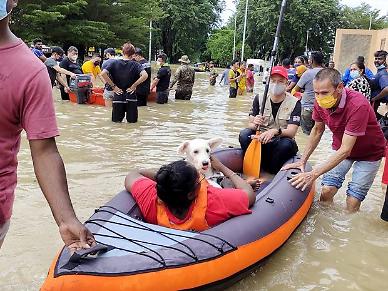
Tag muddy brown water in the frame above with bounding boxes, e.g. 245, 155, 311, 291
0, 71, 387, 290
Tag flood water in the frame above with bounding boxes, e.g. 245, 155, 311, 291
0, 70, 387, 290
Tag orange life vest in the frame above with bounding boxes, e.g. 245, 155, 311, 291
156, 178, 209, 231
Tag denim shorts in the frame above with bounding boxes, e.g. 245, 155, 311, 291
321, 159, 381, 201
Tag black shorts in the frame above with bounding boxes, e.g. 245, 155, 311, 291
59, 86, 70, 100
137, 93, 148, 107
229, 87, 238, 98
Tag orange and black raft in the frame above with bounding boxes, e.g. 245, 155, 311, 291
41, 148, 315, 291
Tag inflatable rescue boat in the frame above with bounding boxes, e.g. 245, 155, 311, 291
41, 148, 315, 291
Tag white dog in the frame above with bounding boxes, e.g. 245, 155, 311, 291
177, 138, 223, 188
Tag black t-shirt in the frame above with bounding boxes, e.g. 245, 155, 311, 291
45, 57, 58, 87
59, 57, 82, 84
250, 94, 301, 126
156, 65, 171, 92
104, 59, 144, 90
137, 59, 151, 96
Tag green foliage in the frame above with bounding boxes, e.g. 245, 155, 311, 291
155, 0, 223, 62
207, 29, 234, 66
10, 0, 156, 50
340, 3, 388, 30
232, 0, 343, 60
227, 0, 388, 61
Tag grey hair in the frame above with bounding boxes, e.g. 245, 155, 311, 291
67, 46, 78, 53
314, 68, 342, 87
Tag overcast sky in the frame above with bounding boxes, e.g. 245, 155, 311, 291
221, 0, 388, 25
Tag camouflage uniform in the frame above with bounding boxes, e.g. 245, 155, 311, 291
170, 64, 195, 100
209, 68, 218, 86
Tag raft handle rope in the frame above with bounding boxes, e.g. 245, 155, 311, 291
87, 219, 199, 262
84, 206, 235, 262
99, 205, 236, 251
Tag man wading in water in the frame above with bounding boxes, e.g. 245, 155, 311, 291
169, 55, 195, 100
0, 0, 95, 251
101, 42, 148, 123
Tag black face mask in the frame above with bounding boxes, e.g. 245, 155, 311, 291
57, 56, 64, 62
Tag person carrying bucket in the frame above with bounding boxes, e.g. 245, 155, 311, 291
101, 42, 148, 123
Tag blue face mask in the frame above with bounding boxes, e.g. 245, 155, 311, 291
350, 70, 360, 80
0, 0, 8, 21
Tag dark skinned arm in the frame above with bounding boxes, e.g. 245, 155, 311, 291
29, 138, 95, 252
125, 169, 159, 192
210, 156, 256, 207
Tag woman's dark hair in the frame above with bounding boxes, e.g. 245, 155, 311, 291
295, 56, 305, 64
155, 161, 199, 209
352, 61, 366, 75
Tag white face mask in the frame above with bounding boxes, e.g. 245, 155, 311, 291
0, 0, 10, 21
156, 61, 161, 66
269, 83, 287, 96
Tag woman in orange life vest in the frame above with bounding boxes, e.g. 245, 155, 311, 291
125, 157, 256, 231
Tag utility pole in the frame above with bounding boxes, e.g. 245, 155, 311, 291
233, 13, 237, 60
149, 19, 152, 61
305, 29, 310, 55
241, 0, 249, 62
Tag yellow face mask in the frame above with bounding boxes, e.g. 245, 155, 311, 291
316, 94, 337, 109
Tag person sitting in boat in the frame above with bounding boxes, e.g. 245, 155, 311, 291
124, 157, 255, 232
239, 66, 301, 174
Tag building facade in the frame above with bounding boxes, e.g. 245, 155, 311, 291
333, 28, 388, 74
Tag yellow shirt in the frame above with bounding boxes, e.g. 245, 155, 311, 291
229, 69, 238, 89
82, 60, 101, 77
238, 68, 246, 90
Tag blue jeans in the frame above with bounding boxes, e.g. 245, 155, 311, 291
321, 159, 381, 201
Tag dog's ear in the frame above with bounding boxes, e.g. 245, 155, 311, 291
208, 137, 223, 150
177, 141, 190, 155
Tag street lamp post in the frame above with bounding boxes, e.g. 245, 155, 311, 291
305, 29, 310, 55
233, 13, 237, 60
149, 19, 152, 61
241, 0, 249, 62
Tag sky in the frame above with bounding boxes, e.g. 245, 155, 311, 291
221, 0, 388, 25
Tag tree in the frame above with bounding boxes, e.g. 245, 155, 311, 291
10, 0, 154, 50
232, 0, 343, 60
207, 29, 234, 66
340, 3, 388, 30
155, 0, 223, 63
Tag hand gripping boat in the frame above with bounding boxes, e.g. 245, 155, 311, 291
41, 148, 315, 291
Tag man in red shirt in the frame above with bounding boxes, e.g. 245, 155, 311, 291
0, 1, 95, 250
125, 157, 255, 231
284, 68, 385, 212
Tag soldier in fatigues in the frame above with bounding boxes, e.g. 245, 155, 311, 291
209, 61, 218, 86
170, 55, 195, 100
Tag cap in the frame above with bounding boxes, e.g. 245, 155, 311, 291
134, 47, 143, 56
270, 66, 288, 79
178, 55, 190, 64
104, 48, 116, 56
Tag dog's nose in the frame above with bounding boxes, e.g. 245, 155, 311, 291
202, 161, 209, 166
